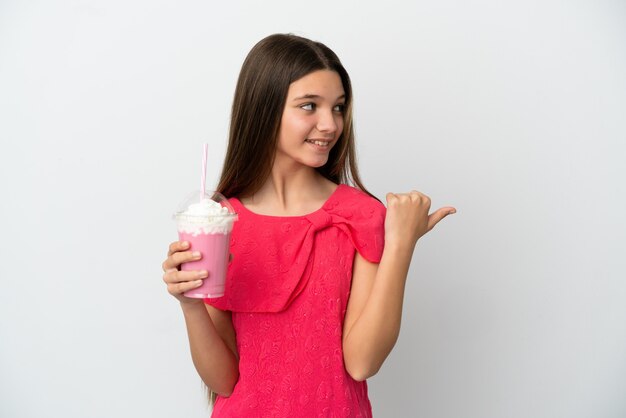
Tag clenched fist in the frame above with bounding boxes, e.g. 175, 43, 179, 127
384, 191, 456, 249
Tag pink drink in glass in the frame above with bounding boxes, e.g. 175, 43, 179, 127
174, 191, 237, 298
178, 230, 231, 298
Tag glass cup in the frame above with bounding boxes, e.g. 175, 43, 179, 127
173, 191, 237, 298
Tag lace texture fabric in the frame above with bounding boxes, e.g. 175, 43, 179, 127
205, 185, 386, 418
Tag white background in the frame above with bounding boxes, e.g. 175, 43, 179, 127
1, 1, 625, 417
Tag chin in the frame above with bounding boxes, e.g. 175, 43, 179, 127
304, 157, 329, 168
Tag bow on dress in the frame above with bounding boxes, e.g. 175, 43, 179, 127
206, 186, 386, 313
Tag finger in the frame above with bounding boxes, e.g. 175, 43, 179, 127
162, 250, 202, 271
168, 240, 190, 257
163, 269, 208, 284
386, 192, 400, 207
169, 280, 204, 296
400, 191, 430, 207
427, 207, 457, 231
417, 193, 431, 208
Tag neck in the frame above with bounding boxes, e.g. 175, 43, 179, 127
244, 160, 337, 216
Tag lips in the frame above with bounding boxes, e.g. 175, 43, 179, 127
305, 139, 331, 148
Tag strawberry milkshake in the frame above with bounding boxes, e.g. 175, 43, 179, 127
174, 192, 237, 298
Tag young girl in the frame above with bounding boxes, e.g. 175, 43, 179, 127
162, 33, 455, 417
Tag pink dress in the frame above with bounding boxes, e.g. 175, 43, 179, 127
205, 184, 386, 418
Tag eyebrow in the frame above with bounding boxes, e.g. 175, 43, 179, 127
292, 94, 346, 101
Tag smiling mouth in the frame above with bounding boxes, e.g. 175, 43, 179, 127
305, 139, 331, 147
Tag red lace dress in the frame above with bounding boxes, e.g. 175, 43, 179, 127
205, 184, 386, 418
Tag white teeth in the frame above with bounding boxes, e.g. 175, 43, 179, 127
307, 140, 329, 147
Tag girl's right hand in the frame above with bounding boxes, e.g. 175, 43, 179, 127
161, 240, 208, 304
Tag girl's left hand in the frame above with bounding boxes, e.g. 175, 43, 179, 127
384, 191, 456, 249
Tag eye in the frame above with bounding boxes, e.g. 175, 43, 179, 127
333, 104, 346, 113
300, 103, 316, 111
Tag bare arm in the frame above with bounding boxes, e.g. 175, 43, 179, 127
342, 246, 411, 381
180, 300, 239, 396
342, 192, 456, 381
162, 241, 239, 396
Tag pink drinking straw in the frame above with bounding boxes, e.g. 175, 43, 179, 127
201, 143, 208, 201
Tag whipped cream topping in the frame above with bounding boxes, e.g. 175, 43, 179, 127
175, 198, 236, 235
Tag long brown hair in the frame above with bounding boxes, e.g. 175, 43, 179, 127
216, 33, 372, 199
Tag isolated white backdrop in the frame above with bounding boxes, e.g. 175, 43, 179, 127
1, 1, 625, 417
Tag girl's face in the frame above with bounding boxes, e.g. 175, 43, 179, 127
275, 70, 345, 169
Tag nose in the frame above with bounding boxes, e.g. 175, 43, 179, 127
316, 109, 340, 135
